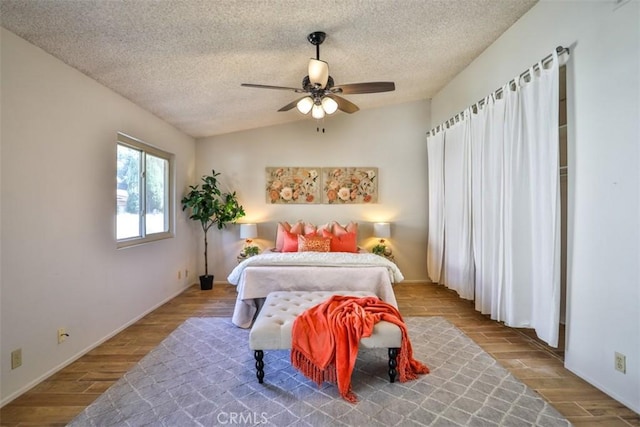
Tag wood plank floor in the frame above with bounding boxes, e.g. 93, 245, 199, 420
1, 282, 638, 426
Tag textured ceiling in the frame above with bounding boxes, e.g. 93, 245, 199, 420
0, 0, 537, 138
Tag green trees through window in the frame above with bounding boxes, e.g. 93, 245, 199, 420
116, 133, 174, 247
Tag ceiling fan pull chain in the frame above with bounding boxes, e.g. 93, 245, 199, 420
316, 115, 327, 133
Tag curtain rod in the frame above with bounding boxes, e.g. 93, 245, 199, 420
427, 46, 570, 136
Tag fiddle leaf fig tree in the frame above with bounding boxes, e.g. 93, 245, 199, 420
181, 170, 245, 282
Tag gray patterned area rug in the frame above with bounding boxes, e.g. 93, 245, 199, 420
69, 317, 570, 427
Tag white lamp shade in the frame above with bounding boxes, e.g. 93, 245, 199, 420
308, 58, 329, 88
296, 96, 314, 114
321, 96, 338, 115
373, 222, 391, 239
311, 103, 325, 119
240, 223, 258, 239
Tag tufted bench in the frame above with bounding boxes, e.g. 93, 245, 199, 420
249, 290, 402, 384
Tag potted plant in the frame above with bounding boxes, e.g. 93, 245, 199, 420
243, 245, 260, 257
181, 169, 245, 290
372, 243, 387, 256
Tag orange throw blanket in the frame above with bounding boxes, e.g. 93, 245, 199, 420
291, 295, 429, 403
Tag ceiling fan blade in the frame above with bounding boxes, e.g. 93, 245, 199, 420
326, 94, 359, 114
308, 59, 329, 88
241, 83, 305, 93
278, 97, 308, 112
331, 82, 395, 95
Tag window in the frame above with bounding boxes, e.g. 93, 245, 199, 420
116, 133, 174, 248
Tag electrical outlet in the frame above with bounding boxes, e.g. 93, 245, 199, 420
178, 270, 182, 280
11, 349, 22, 369
58, 328, 68, 344
185, 269, 189, 278
615, 352, 626, 373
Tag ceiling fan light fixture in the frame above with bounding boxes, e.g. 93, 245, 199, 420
296, 96, 314, 114
311, 103, 325, 119
321, 96, 338, 115
308, 59, 329, 88
241, 31, 395, 122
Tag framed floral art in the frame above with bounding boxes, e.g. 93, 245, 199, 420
322, 167, 378, 204
265, 167, 321, 204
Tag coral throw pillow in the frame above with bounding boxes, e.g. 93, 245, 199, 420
274, 222, 291, 251
298, 234, 331, 252
282, 229, 301, 252
276, 221, 305, 251
322, 230, 358, 253
333, 221, 358, 237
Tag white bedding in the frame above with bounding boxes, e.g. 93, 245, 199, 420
227, 251, 404, 328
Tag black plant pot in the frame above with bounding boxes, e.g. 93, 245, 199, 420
199, 275, 214, 290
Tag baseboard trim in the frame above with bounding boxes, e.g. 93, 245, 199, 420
0, 283, 193, 408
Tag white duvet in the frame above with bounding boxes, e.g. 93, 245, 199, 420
227, 251, 404, 328
227, 251, 404, 284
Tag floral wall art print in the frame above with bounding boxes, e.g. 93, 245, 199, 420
323, 167, 378, 204
266, 167, 321, 204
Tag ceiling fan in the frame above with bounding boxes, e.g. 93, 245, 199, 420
241, 31, 395, 120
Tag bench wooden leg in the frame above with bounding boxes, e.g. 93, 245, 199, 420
254, 350, 265, 383
388, 348, 399, 383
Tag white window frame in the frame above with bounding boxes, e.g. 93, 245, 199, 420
116, 132, 175, 248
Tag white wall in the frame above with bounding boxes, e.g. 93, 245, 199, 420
0, 29, 198, 404
431, 0, 640, 412
195, 99, 431, 282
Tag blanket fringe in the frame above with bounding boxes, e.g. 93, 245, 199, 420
397, 337, 430, 382
291, 349, 358, 403
291, 349, 336, 386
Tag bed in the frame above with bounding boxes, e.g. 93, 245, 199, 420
227, 251, 404, 328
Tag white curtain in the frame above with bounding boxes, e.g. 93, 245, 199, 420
503, 53, 561, 346
443, 110, 475, 300
426, 131, 445, 283
427, 50, 561, 346
470, 95, 506, 317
